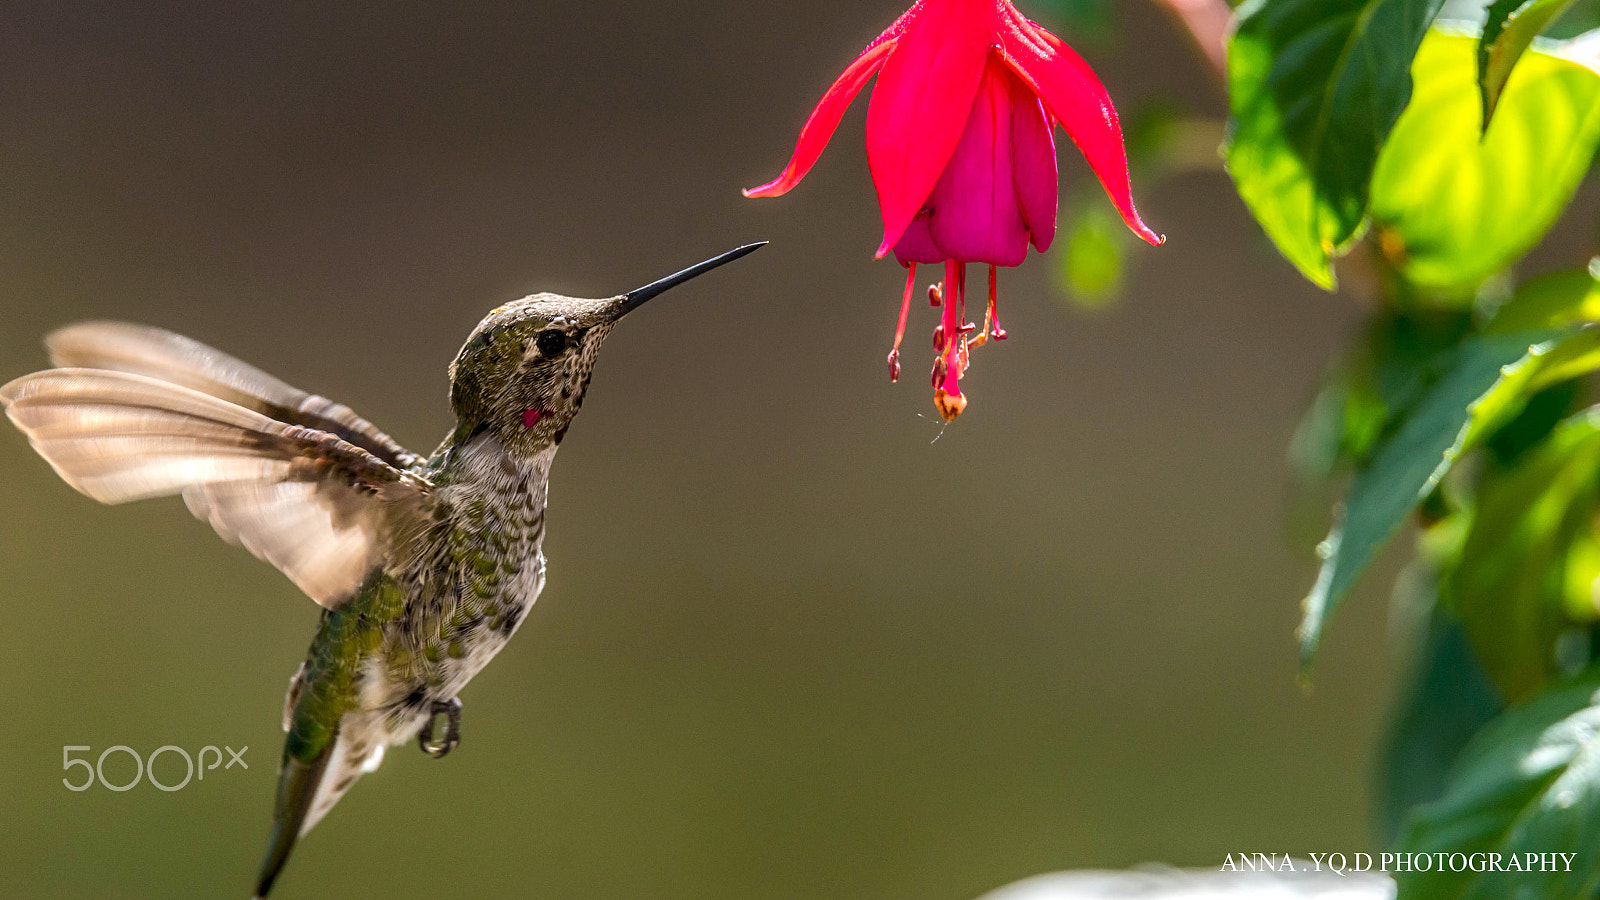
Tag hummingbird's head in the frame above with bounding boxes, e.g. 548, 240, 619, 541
447, 243, 764, 453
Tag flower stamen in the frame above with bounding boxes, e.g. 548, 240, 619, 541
989, 267, 1007, 341
888, 263, 916, 382
968, 265, 998, 350
933, 261, 969, 422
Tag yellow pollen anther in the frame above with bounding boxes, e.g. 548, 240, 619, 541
934, 388, 967, 422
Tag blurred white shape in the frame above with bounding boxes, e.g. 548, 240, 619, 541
976, 867, 1396, 900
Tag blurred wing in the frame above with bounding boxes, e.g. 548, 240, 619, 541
45, 321, 426, 470
1, 367, 433, 609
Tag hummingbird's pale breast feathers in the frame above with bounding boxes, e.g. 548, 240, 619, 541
385, 431, 555, 708
293, 431, 555, 840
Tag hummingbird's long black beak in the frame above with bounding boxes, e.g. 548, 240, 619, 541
618, 242, 766, 316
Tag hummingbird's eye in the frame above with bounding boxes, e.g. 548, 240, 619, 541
535, 329, 568, 358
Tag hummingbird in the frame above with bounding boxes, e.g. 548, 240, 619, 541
0, 242, 763, 897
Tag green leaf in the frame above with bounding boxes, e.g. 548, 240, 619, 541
1300, 331, 1565, 666
1379, 607, 1504, 845
1056, 203, 1126, 309
1369, 32, 1600, 294
1397, 664, 1600, 899
1291, 309, 1474, 482
1479, 377, 1584, 466
1549, 4, 1600, 39
1447, 412, 1600, 701
1300, 273, 1600, 666
1224, 0, 1446, 289
1287, 310, 1476, 543
1480, 0, 1583, 127
1486, 266, 1600, 334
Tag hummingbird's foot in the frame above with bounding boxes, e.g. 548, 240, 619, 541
418, 697, 462, 759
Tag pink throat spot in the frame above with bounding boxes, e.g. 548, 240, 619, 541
522, 408, 543, 428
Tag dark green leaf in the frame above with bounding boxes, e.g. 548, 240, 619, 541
1287, 310, 1476, 544
1370, 32, 1600, 293
1379, 607, 1504, 845
1224, 0, 1446, 288
1480, 0, 1583, 126
1546, 2, 1600, 38
1291, 309, 1473, 484
1397, 664, 1600, 899
1480, 378, 1584, 466
1301, 273, 1600, 666
1300, 331, 1566, 666
1447, 412, 1600, 700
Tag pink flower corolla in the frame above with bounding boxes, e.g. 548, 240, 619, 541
747, 0, 1163, 420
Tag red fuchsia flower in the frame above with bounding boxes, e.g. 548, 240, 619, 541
747, 0, 1164, 421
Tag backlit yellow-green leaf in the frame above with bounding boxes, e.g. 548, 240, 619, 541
1370, 31, 1600, 294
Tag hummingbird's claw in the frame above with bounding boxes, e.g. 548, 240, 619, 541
418, 697, 462, 759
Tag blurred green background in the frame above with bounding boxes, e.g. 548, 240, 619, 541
2, 1, 1580, 897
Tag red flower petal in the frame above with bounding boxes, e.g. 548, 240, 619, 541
924, 59, 1030, 267
892, 213, 946, 265
1008, 73, 1058, 253
865, 0, 993, 257
998, 10, 1163, 246
743, 37, 898, 199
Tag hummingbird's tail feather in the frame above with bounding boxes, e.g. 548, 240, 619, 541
254, 730, 335, 899
255, 725, 385, 898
